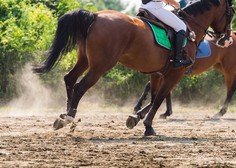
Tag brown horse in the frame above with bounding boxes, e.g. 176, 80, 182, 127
134, 32, 236, 119
33, 0, 234, 136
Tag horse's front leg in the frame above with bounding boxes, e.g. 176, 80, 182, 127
213, 73, 236, 118
126, 74, 163, 129
143, 69, 184, 136
126, 103, 152, 129
134, 81, 151, 112
133, 80, 173, 119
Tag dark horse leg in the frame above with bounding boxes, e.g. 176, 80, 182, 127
159, 93, 173, 119
138, 74, 164, 119
64, 52, 88, 112
53, 53, 90, 129
133, 80, 173, 119
68, 60, 116, 116
127, 69, 183, 135
133, 81, 151, 112
142, 68, 184, 136
54, 66, 108, 130
126, 74, 163, 129
213, 71, 236, 118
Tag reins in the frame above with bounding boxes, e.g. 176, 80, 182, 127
177, 0, 234, 39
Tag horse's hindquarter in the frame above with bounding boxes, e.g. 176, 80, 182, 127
86, 10, 169, 73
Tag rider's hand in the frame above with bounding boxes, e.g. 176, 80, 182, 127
164, 0, 180, 9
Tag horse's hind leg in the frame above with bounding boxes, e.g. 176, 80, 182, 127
159, 92, 173, 119
213, 73, 236, 118
53, 54, 89, 130
54, 66, 111, 130
64, 53, 88, 112
68, 65, 115, 117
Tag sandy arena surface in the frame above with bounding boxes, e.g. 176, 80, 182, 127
0, 105, 236, 168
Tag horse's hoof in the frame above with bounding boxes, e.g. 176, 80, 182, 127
144, 127, 156, 136
159, 114, 167, 119
126, 115, 140, 129
53, 114, 74, 130
53, 119, 64, 130
212, 113, 223, 119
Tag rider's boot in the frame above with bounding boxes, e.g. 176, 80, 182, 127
173, 30, 192, 68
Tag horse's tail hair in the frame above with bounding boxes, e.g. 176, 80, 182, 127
33, 9, 96, 73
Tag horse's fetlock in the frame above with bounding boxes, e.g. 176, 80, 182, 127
63, 116, 74, 126
143, 120, 152, 127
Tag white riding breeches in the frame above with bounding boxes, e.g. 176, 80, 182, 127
140, 1, 186, 32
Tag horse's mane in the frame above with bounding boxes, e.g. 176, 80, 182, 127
181, 0, 221, 16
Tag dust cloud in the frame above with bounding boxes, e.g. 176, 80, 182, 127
6, 64, 65, 116
4, 64, 123, 117
2, 64, 146, 117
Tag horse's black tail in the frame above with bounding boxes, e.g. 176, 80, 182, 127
33, 9, 96, 73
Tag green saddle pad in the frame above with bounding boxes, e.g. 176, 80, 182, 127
147, 22, 186, 50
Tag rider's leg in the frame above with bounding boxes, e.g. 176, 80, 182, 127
142, 3, 192, 67
174, 29, 192, 67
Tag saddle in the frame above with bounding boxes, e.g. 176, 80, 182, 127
137, 8, 176, 43
137, 8, 196, 67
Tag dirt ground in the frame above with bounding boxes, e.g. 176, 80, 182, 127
0, 104, 236, 168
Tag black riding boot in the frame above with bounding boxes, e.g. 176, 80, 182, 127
174, 30, 192, 68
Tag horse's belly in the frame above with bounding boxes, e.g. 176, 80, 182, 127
120, 51, 168, 73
